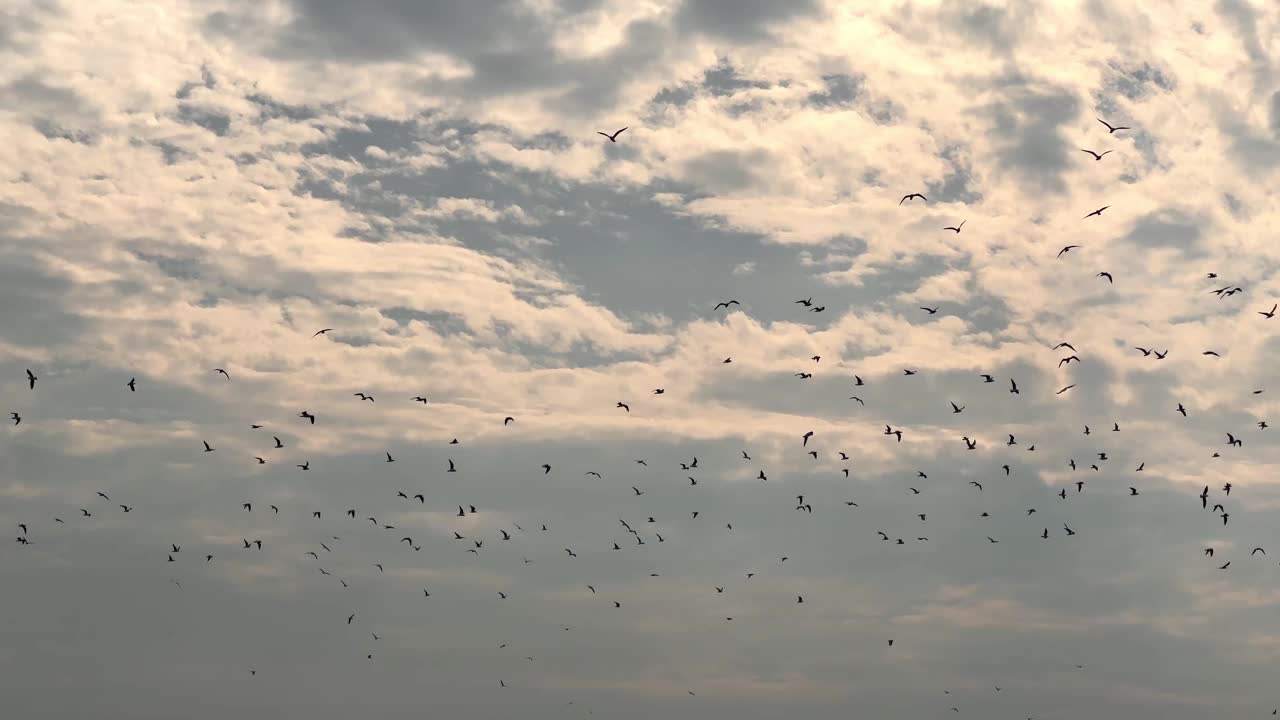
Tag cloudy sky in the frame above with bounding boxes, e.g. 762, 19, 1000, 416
3, 0, 1280, 717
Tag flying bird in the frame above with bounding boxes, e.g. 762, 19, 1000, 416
1083, 206, 1110, 219
942, 221, 965, 233
597, 127, 627, 142
899, 193, 926, 204
1097, 118, 1130, 133
1079, 148, 1113, 161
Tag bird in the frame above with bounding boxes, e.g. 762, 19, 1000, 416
126, 377, 136, 391
596, 127, 627, 142
213, 368, 230, 379
1259, 304, 1277, 319
616, 402, 630, 412
202, 441, 215, 453
1097, 117, 1130, 133
25, 369, 36, 389
1057, 245, 1080, 258
899, 193, 926, 204
9, 412, 19, 426
713, 300, 740, 310
1083, 206, 1110, 219
313, 328, 333, 337
942, 221, 965, 233
1097, 271, 1113, 283
1079, 148, 1113, 160
921, 306, 939, 314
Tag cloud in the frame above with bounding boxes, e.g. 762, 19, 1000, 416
2, 1, 1280, 718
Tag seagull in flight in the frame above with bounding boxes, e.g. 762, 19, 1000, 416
313, 328, 333, 337
597, 127, 627, 142
25, 369, 36, 389
1083, 206, 1110, 219
1097, 118, 1130, 133
1057, 245, 1080, 258
713, 300, 740, 310
1079, 148, 1113, 161
899, 193, 926, 205
942, 221, 965, 233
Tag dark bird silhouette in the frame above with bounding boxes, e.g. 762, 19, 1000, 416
25, 369, 36, 389
942, 221, 965, 233
1080, 148, 1113, 160
1057, 245, 1080, 258
597, 127, 627, 142
713, 300, 740, 310
899, 193, 926, 205
1097, 118, 1130, 133
313, 328, 333, 337
1083, 206, 1110, 219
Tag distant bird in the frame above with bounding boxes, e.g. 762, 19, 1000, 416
9, 412, 19, 426
1097, 272, 1113, 283
899, 193, 926, 205
1079, 148, 1112, 161
942, 221, 965, 233
921, 306, 939, 314
1057, 245, 1080, 258
202, 441, 215, 453
1083, 206, 1110, 219
213, 368, 229, 380
616, 402, 630, 412
25, 369, 36, 389
713, 300, 740, 310
1259, 304, 1277, 319
1056, 384, 1076, 395
313, 328, 333, 337
596, 127, 627, 142
1097, 118, 1130, 133
126, 377, 136, 391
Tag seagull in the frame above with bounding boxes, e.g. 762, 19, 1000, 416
942, 221, 965, 233
126, 377, 136, 391
1083, 206, 1110, 219
1259, 304, 1277, 319
213, 368, 229, 380
313, 328, 334, 337
1057, 245, 1080, 258
899, 193, 926, 205
1079, 148, 1113, 160
596, 127, 627, 142
1097, 118, 1130, 133
713, 300, 740, 310
25, 369, 36, 389
1097, 272, 1113, 283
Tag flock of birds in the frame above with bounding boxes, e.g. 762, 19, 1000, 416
5, 115, 1278, 718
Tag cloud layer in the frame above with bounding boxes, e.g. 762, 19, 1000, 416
3, 1, 1280, 718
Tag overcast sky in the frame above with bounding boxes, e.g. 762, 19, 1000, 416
3, 1, 1280, 718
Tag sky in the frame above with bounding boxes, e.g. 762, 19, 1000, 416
2, 0, 1280, 718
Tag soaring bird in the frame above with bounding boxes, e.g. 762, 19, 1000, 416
313, 328, 334, 337
713, 300, 740, 310
126, 377, 136, 391
1057, 245, 1080, 258
1083, 206, 1110, 219
597, 127, 627, 142
942, 221, 965, 233
1097, 118, 1130, 133
25, 369, 36, 389
899, 193, 926, 204
1079, 148, 1112, 160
